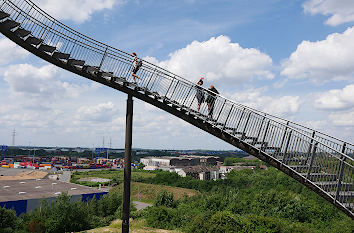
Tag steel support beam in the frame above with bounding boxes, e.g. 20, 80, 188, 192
122, 94, 133, 233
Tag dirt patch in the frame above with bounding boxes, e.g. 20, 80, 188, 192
0, 170, 48, 180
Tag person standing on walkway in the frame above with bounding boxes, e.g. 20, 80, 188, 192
131, 52, 142, 83
195, 78, 204, 111
206, 85, 219, 118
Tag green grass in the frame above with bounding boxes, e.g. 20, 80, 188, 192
111, 182, 199, 204
83, 219, 181, 232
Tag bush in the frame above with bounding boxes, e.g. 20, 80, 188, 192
0, 207, 20, 233
206, 211, 250, 233
145, 207, 180, 230
154, 190, 176, 208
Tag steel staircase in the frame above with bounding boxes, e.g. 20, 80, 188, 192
0, 0, 353, 218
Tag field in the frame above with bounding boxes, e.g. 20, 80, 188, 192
70, 169, 199, 203
112, 182, 199, 204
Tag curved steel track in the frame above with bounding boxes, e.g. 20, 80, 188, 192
0, 0, 353, 218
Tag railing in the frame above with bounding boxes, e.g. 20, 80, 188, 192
0, 0, 352, 215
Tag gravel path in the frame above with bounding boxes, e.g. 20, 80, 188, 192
133, 201, 152, 211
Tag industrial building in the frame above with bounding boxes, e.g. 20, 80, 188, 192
0, 179, 107, 216
140, 155, 221, 167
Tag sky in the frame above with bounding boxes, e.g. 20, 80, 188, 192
0, 0, 353, 150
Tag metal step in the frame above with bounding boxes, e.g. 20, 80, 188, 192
25, 36, 43, 46
53, 52, 70, 60
143, 89, 153, 96
14, 28, 30, 38
83, 65, 99, 74
135, 86, 148, 92
304, 173, 338, 181
242, 135, 257, 141
329, 191, 354, 199
223, 127, 243, 134
290, 165, 321, 173
0, 11, 10, 20
111, 76, 126, 83
343, 202, 353, 211
211, 122, 223, 127
263, 146, 281, 152
254, 141, 268, 147
188, 109, 204, 117
39, 44, 56, 53
67, 59, 85, 67
98, 71, 113, 77
315, 181, 353, 190
280, 157, 308, 163
1, 19, 20, 30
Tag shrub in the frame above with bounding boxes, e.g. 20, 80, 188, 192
0, 207, 20, 233
145, 207, 180, 230
154, 190, 176, 208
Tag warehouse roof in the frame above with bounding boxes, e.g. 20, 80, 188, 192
0, 179, 105, 202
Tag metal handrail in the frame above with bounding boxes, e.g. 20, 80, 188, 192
0, 0, 352, 217
4, 1, 353, 155
1, 0, 352, 161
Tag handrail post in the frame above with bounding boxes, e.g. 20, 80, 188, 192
164, 77, 175, 98
241, 112, 251, 138
169, 80, 179, 100
182, 84, 194, 106
261, 121, 270, 149
282, 130, 292, 164
255, 115, 266, 143
98, 46, 108, 70
306, 142, 318, 180
222, 104, 234, 131
216, 99, 227, 122
233, 107, 245, 134
279, 121, 290, 152
307, 131, 316, 154
146, 68, 157, 89
335, 143, 347, 202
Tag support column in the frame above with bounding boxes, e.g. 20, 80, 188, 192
122, 94, 133, 233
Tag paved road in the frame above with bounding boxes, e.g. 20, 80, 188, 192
133, 201, 152, 211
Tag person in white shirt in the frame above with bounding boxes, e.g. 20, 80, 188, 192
131, 52, 142, 83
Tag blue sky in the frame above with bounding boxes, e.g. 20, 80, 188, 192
0, 0, 353, 150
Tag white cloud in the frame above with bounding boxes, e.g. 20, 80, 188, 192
303, 0, 354, 26
145, 35, 273, 85
0, 38, 29, 65
76, 102, 118, 122
3, 64, 82, 100
32, 0, 124, 23
315, 84, 354, 110
281, 26, 354, 83
227, 88, 300, 117
329, 110, 354, 126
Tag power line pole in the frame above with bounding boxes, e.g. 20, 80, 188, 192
108, 137, 112, 159
12, 129, 16, 146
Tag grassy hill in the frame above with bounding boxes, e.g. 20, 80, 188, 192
112, 182, 199, 204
